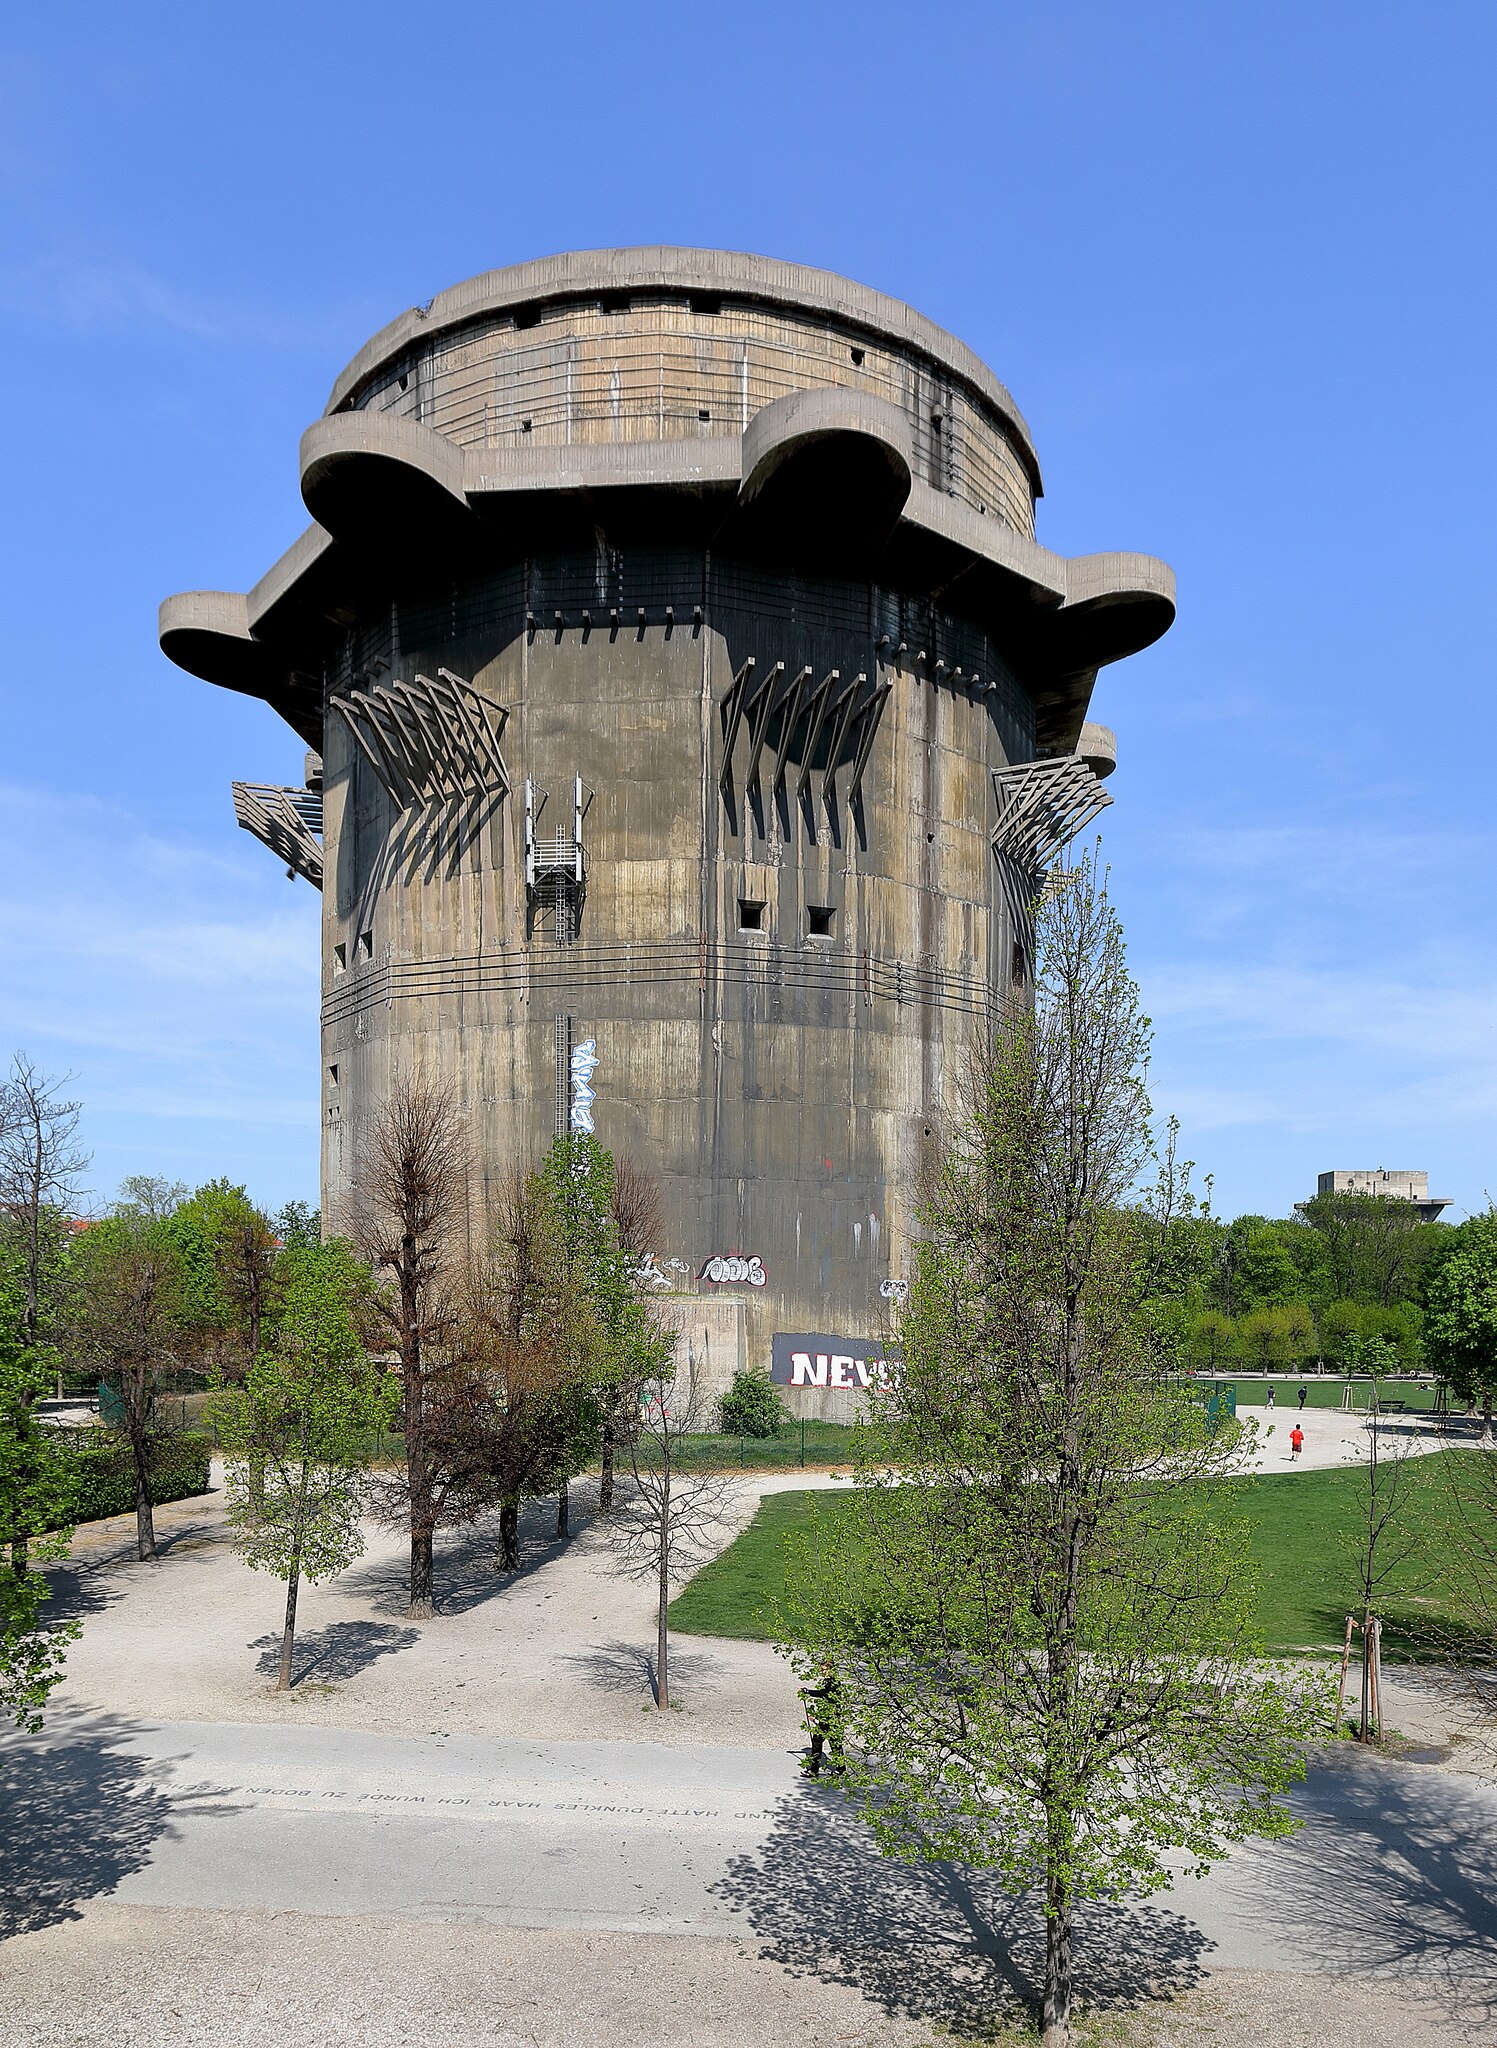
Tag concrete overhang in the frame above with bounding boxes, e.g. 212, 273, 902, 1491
162, 397, 1172, 755
158, 588, 323, 749
323, 245, 1044, 497
300, 412, 479, 561
159, 590, 283, 694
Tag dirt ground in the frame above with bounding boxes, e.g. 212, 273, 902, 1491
45, 1428, 1492, 1769
46, 1468, 843, 1746
1, 1904, 1478, 2048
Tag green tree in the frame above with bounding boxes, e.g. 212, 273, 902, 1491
1226, 1220, 1302, 1312
538, 1134, 669, 1516
455, 1171, 604, 1571
1238, 1306, 1294, 1370
0, 1301, 81, 1729
210, 1244, 397, 1689
1298, 1190, 1436, 1306
1280, 1300, 1317, 1367
68, 1208, 190, 1560
1185, 1308, 1238, 1372
779, 852, 1327, 2047
275, 1200, 321, 1251
1421, 1210, 1497, 1441
1318, 1299, 1366, 1370
165, 1180, 280, 1376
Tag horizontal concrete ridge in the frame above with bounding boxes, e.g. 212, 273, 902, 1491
322, 245, 1043, 492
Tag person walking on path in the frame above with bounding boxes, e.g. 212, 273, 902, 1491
1266, 1385, 1276, 1410
1297, 1385, 1308, 1411
800, 1662, 844, 1778
1290, 1425, 1304, 1460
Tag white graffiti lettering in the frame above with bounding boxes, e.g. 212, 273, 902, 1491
699, 1254, 767, 1287
569, 1037, 599, 1133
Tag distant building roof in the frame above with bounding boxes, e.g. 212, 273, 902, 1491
1312, 1170, 1451, 1221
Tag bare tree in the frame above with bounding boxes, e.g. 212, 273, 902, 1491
611, 1159, 664, 1264
1341, 1361, 1421, 1742
345, 1072, 470, 1618
0, 1055, 89, 1369
605, 1357, 731, 1709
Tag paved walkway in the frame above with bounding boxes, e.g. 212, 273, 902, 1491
3, 1713, 1494, 2029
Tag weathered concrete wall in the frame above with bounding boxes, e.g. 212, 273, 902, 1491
318, 554, 1026, 1416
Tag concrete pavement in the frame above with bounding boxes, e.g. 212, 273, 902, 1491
3, 1713, 1494, 2034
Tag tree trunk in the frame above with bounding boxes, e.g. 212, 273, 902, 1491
656, 1501, 670, 1710
498, 1496, 520, 1572
277, 1555, 302, 1691
1482, 1394, 1494, 1448
1360, 1609, 1373, 1743
131, 1424, 157, 1561
1041, 1862, 1072, 2046
556, 1477, 569, 1539
404, 1358, 435, 1617
599, 1417, 615, 1512
409, 1525, 435, 1617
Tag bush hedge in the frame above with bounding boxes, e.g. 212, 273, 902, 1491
63, 1430, 213, 1526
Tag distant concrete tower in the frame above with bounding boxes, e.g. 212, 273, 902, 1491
1313, 1171, 1451, 1224
160, 248, 1173, 1411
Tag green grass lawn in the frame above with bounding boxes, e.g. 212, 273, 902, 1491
1231, 1378, 1442, 1412
669, 1451, 1486, 1660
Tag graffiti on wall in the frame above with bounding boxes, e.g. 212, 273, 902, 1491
770, 1332, 898, 1389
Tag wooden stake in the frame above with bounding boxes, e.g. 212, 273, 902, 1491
1336, 1615, 1356, 1732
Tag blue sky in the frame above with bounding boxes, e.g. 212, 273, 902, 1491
2, 2, 1493, 1220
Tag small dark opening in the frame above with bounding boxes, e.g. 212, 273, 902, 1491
521, 417, 533, 433
1011, 940, 1027, 983
397, 372, 409, 392
738, 899, 766, 932
332, 942, 347, 973
327, 1064, 339, 1087
514, 308, 541, 330
689, 293, 722, 316
698, 408, 711, 421
357, 929, 374, 961
850, 346, 865, 366
807, 905, 835, 938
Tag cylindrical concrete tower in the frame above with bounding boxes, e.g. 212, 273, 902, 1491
161, 248, 1173, 1414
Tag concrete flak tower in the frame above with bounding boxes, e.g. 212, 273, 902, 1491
161, 248, 1173, 1414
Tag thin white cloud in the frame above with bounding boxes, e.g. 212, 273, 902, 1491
0, 782, 320, 1203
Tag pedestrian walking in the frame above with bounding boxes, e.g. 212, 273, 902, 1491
1266, 1385, 1276, 1410
1297, 1385, 1308, 1410
800, 1662, 843, 1778
1290, 1425, 1304, 1459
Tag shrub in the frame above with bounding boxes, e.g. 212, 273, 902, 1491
718, 1369, 789, 1439
62, 1429, 212, 1526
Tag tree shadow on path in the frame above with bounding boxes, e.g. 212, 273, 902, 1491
1215, 1750, 1497, 2030
0, 1714, 237, 1941
248, 1620, 420, 1687
714, 1785, 1211, 2037
346, 1492, 599, 1617
560, 1637, 728, 1707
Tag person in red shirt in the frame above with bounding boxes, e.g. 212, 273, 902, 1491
1290, 1426, 1304, 1459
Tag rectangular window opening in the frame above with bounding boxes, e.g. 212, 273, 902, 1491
327, 1063, 339, 1087
332, 942, 347, 974
738, 898, 766, 933
807, 905, 835, 938
357, 929, 374, 961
